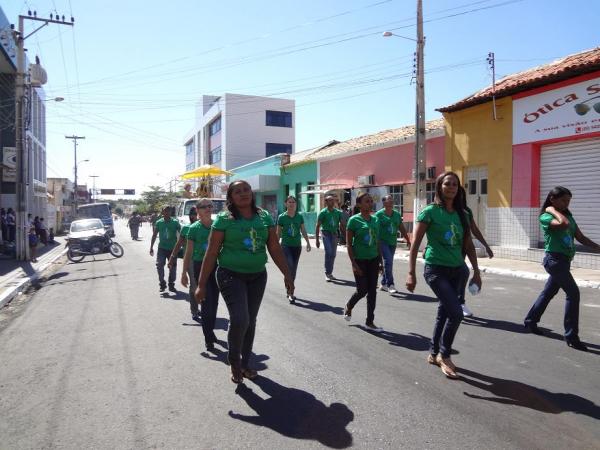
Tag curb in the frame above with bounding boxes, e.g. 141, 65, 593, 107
307, 240, 600, 289
0, 247, 67, 309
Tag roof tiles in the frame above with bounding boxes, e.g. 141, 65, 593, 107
438, 47, 600, 113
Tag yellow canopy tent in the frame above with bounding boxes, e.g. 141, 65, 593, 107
180, 165, 233, 198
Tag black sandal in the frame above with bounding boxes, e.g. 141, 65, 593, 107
230, 363, 243, 384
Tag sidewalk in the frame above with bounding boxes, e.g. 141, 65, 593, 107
0, 237, 67, 309
306, 238, 600, 289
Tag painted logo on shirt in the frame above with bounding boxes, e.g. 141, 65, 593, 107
363, 225, 377, 247
287, 224, 296, 237
444, 223, 460, 246
243, 227, 259, 252
563, 235, 573, 247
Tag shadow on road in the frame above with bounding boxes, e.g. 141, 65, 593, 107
460, 367, 600, 419
201, 349, 269, 373
328, 278, 356, 287
349, 325, 430, 351
390, 291, 438, 302
463, 317, 600, 355
229, 376, 354, 449
37, 273, 119, 288
292, 297, 344, 315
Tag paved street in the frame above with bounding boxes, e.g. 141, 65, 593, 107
1, 220, 599, 449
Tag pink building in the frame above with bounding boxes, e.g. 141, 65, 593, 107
317, 119, 445, 223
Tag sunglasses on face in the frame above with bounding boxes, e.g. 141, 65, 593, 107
198, 204, 213, 209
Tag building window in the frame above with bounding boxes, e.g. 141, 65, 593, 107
186, 162, 195, 171
426, 182, 436, 204
266, 110, 292, 128
284, 184, 290, 199
209, 117, 221, 136
185, 141, 194, 155
209, 146, 222, 164
295, 183, 302, 210
389, 185, 403, 216
266, 143, 292, 157
307, 181, 316, 212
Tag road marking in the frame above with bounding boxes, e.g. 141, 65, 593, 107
582, 303, 600, 308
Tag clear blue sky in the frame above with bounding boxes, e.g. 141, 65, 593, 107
2, 0, 599, 197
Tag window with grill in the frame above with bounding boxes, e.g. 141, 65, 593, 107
266, 110, 292, 127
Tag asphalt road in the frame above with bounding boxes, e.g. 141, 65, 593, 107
1, 220, 599, 449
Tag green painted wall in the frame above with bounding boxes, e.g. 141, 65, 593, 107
280, 161, 318, 234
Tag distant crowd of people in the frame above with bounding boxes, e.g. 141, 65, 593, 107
137, 173, 598, 383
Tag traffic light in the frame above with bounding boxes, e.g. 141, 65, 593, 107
100, 189, 115, 195
124, 189, 135, 195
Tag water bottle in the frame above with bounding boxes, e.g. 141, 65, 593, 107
468, 279, 480, 296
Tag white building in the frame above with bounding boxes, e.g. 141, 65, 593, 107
183, 93, 295, 193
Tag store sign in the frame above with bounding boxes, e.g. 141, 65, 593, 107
513, 76, 600, 144
2, 147, 16, 182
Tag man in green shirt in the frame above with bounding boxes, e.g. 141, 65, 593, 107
315, 194, 345, 281
150, 206, 181, 292
375, 195, 411, 293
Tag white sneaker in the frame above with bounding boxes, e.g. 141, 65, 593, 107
325, 273, 333, 282
380, 285, 389, 292
388, 284, 397, 294
461, 304, 473, 317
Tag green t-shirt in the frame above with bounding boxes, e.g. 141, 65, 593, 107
277, 212, 304, 247
318, 207, 342, 233
212, 209, 275, 273
375, 208, 402, 246
181, 224, 191, 239
154, 217, 181, 250
347, 213, 379, 260
540, 212, 577, 260
418, 204, 464, 267
186, 220, 211, 262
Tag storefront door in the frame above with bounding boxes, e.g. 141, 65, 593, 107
262, 194, 278, 220
465, 166, 488, 238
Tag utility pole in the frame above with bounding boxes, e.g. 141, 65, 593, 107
89, 175, 99, 203
65, 135, 85, 212
487, 52, 497, 120
14, 12, 73, 260
414, 0, 426, 229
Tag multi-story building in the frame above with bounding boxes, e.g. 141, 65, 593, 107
47, 177, 74, 232
183, 93, 295, 195
0, 6, 48, 219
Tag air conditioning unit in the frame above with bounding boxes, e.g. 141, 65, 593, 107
357, 175, 375, 186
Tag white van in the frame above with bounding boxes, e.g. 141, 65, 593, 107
176, 198, 227, 226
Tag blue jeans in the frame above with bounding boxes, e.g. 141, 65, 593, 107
156, 247, 176, 286
380, 243, 396, 287
282, 245, 301, 281
424, 264, 464, 358
457, 263, 470, 305
322, 231, 338, 275
525, 252, 580, 339
217, 267, 267, 368
194, 261, 219, 344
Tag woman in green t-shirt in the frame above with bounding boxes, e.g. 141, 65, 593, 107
277, 196, 312, 304
181, 199, 220, 351
406, 172, 481, 379
195, 180, 294, 383
524, 186, 600, 351
343, 192, 383, 332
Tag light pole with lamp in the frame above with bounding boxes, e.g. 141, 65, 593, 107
383, 0, 426, 236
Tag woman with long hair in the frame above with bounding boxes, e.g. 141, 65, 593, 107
277, 195, 311, 304
343, 192, 383, 332
524, 186, 599, 351
195, 180, 294, 383
406, 172, 481, 379
182, 199, 219, 350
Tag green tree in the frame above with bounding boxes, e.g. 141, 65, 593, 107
139, 186, 178, 213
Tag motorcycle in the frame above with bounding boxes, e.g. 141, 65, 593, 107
66, 218, 124, 262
